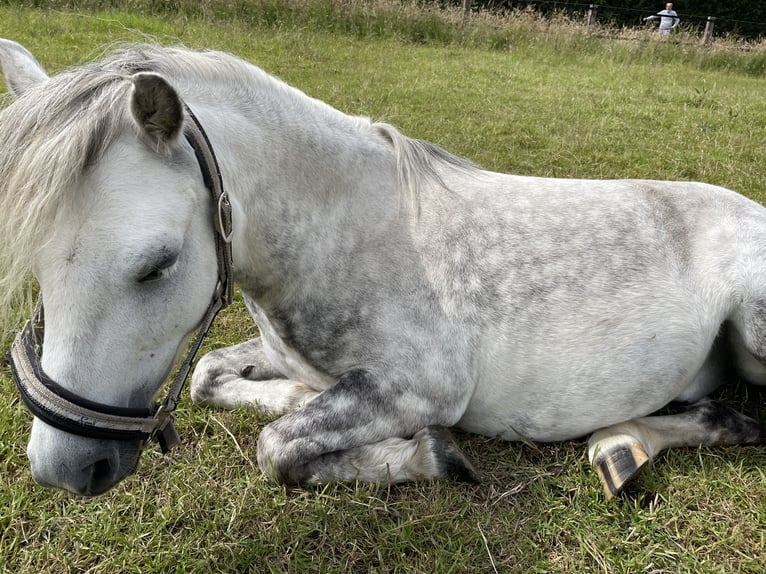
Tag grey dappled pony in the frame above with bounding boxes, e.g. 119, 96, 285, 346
0, 39, 761, 498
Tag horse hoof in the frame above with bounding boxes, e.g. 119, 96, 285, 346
590, 436, 649, 499
414, 426, 481, 484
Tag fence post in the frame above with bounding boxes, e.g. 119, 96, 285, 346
702, 16, 716, 44
586, 4, 598, 32
462, 0, 472, 25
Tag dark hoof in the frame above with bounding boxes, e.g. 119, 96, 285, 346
416, 426, 480, 484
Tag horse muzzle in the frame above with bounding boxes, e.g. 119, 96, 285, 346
27, 418, 143, 496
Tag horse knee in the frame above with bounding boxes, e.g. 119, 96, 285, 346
190, 350, 228, 404
256, 423, 309, 484
256, 424, 284, 482
190, 347, 246, 404
191, 338, 288, 406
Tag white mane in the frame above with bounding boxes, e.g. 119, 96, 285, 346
0, 44, 475, 340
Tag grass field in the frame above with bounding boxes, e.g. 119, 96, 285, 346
1, 3, 765, 572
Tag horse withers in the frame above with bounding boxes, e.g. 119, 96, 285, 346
0, 39, 761, 497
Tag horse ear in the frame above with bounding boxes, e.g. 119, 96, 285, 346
130, 72, 184, 147
0, 39, 49, 97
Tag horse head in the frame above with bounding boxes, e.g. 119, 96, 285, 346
0, 40, 221, 495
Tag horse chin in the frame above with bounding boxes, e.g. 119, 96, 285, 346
27, 422, 143, 497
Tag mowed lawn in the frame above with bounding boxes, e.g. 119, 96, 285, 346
1, 4, 765, 573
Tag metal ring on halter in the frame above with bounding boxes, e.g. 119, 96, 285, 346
217, 192, 234, 244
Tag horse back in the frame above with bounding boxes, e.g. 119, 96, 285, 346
415, 174, 766, 440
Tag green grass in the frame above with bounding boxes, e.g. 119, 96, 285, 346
1, 3, 766, 573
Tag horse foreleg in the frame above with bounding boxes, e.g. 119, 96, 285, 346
268, 426, 479, 484
255, 369, 478, 485
190, 337, 320, 415
587, 400, 762, 498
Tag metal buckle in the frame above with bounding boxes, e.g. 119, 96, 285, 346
217, 192, 233, 244
151, 403, 180, 453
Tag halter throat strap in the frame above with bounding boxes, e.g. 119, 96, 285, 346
8, 104, 233, 454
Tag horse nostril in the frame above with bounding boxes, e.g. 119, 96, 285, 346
84, 457, 119, 496
28, 421, 140, 496
93, 457, 114, 477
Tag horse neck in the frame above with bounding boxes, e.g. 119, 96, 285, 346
189, 82, 400, 303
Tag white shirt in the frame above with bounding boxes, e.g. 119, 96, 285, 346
648, 9, 680, 31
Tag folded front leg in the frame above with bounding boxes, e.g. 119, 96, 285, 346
191, 337, 320, 415
256, 369, 478, 485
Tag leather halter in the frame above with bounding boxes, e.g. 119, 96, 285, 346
8, 104, 233, 454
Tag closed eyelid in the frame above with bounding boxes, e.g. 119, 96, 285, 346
130, 239, 182, 281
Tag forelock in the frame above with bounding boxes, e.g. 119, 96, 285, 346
0, 56, 136, 341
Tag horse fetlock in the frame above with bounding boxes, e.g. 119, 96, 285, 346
692, 400, 763, 445
411, 426, 480, 483
588, 432, 650, 499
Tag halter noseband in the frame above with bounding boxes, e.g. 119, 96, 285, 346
7, 104, 233, 454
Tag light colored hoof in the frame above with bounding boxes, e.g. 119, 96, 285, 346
590, 436, 650, 499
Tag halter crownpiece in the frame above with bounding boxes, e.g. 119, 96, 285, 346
8, 104, 233, 454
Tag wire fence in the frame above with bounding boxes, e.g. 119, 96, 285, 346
462, 0, 766, 42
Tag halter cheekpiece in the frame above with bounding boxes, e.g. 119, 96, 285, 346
8, 104, 233, 454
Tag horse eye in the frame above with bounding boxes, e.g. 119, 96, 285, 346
137, 267, 164, 283
136, 253, 178, 283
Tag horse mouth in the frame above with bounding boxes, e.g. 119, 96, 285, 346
28, 439, 143, 497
